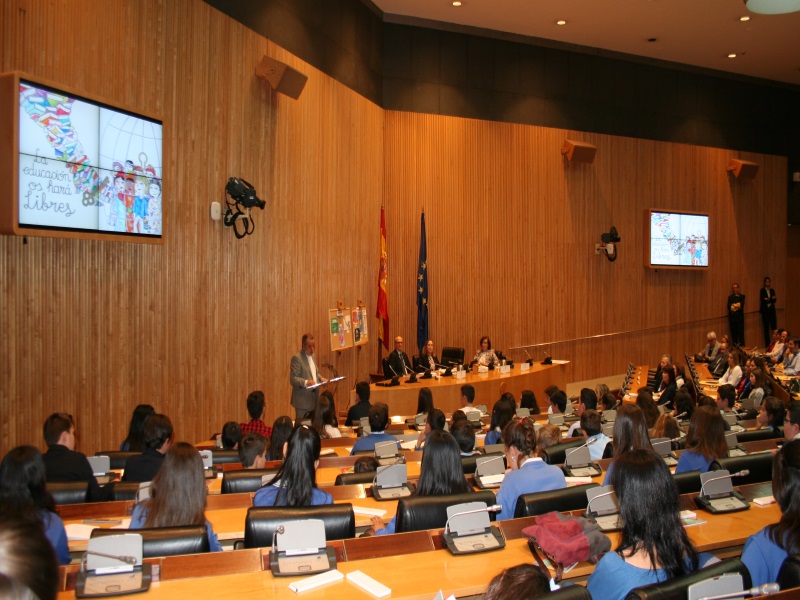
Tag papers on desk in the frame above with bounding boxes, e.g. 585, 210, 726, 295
399, 440, 417, 451
352, 506, 388, 518
565, 476, 594, 485
67, 519, 132, 540
320, 448, 337, 456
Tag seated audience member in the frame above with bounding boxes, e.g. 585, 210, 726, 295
653, 354, 673, 391
415, 387, 434, 416
672, 388, 695, 421
695, 331, 720, 363
600, 392, 617, 412
674, 364, 686, 389
567, 388, 598, 437
588, 449, 714, 600
548, 389, 568, 415
708, 341, 729, 378
784, 402, 800, 443
752, 356, 774, 398
370, 431, 470, 535
459, 384, 481, 415
311, 391, 341, 439
267, 416, 293, 461
0, 446, 70, 565
697, 394, 717, 409
767, 329, 787, 364
0, 515, 59, 600
635, 389, 660, 430
130, 442, 221, 552
757, 397, 785, 432
473, 336, 500, 367
346, 381, 372, 426
655, 365, 678, 409
748, 369, 767, 408
500, 392, 518, 412
240, 390, 272, 437
581, 410, 612, 460
451, 420, 477, 456
254, 425, 332, 507
120, 404, 155, 451
652, 413, 682, 440
716, 384, 736, 431
122, 413, 173, 483
781, 337, 800, 376
415, 339, 439, 372
485, 398, 515, 446
350, 403, 400, 455
536, 424, 562, 456
42, 412, 109, 502
518, 390, 539, 415
219, 421, 242, 449
741, 440, 800, 586
450, 409, 468, 428
719, 349, 743, 387
595, 383, 610, 404
675, 406, 728, 474
496, 418, 566, 520
416, 408, 446, 450
485, 564, 550, 600
603, 403, 653, 485
353, 456, 379, 473
238, 433, 267, 469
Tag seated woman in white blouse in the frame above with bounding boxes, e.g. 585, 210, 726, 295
718, 349, 743, 387
473, 336, 500, 367
311, 392, 341, 439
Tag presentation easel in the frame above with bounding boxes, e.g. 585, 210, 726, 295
328, 302, 354, 352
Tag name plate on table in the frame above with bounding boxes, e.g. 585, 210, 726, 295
499, 365, 511, 374
519, 362, 530, 372
477, 365, 489, 374
456, 369, 467, 379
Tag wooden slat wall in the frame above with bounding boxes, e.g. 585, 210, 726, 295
383, 112, 787, 395
0, 0, 384, 456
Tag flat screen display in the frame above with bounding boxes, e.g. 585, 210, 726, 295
648, 211, 709, 268
18, 80, 162, 237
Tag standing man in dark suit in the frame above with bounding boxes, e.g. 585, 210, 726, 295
290, 333, 325, 420
386, 336, 412, 377
728, 283, 746, 346
759, 276, 777, 348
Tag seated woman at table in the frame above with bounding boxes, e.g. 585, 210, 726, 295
120, 403, 155, 452
748, 368, 767, 408
654, 365, 677, 410
496, 418, 566, 520
602, 403, 652, 485
415, 387, 434, 416
672, 388, 695, 422
415, 408, 446, 450
0, 446, 70, 565
674, 406, 728, 474
652, 413, 682, 441
484, 398, 515, 446
472, 336, 500, 367
520, 389, 540, 414
369, 430, 471, 536
415, 339, 439, 372
587, 449, 715, 600
311, 392, 341, 439
130, 442, 222, 552
719, 349, 743, 387
254, 425, 332, 507
266, 416, 293, 461
635, 389, 660, 430
756, 396, 785, 432
742, 440, 800, 586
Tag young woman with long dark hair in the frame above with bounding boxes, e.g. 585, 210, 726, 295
674, 405, 728, 474
120, 404, 155, 451
485, 398, 515, 446
311, 392, 341, 439
602, 403, 653, 485
415, 387, 434, 416
267, 416, 293, 461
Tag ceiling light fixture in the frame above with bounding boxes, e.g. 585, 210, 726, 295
452, 1, 461, 5
556, 20, 567, 25
739, 15, 751, 21
728, 53, 737, 58
744, 0, 800, 14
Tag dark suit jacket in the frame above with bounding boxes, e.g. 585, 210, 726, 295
346, 400, 372, 426
760, 287, 776, 315
43, 444, 110, 502
709, 351, 729, 378
414, 354, 439, 372
122, 448, 165, 483
387, 349, 412, 377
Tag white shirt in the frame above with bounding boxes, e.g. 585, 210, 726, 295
769, 342, 785, 361
324, 424, 341, 438
719, 365, 742, 387
462, 404, 481, 415
307, 353, 318, 384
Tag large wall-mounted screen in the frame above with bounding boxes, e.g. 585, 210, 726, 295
646, 210, 709, 269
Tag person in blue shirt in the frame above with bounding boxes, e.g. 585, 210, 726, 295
254, 424, 333, 507
369, 430, 471, 535
484, 397, 515, 446
742, 439, 800, 586
675, 405, 728, 474
602, 403, 653, 485
588, 449, 715, 600
580, 410, 612, 461
129, 442, 222, 552
496, 418, 567, 520
350, 403, 401, 455
0, 445, 71, 565
756, 396, 785, 432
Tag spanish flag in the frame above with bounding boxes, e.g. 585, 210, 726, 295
376, 207, 390, 350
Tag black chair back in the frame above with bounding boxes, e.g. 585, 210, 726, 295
48, 481, 89, 505
91, 525, 210, 558
710, 452, 774, 485
625, 558, 751, 599
550, 585, 592, 599
672, 471, 702, 495
221, 469, 279, 494
777, 555, 800, 590
514, 483, 599, 519
441, 347, 465, 366
395, 491, 496, 534
334, 471, 377, 486
539, 439, 585, 465
736, 428, 780, 443
110, 481, 141, 501
243, 504, 356, 548
210, 450, 242, 465
96, 451, 138, 470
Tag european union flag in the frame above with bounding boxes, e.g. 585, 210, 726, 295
417, 212, 428, 353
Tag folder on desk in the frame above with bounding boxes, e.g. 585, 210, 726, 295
651, 437, 678, 467
372, 464, 415, 500
75, 534, 152, 598
269, 519, 337, 577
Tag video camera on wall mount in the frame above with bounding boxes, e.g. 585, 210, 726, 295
224, 177, 265, 238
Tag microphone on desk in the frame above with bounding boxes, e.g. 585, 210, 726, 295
523, 349, 534, 366
474, 455, 505, 479
542, 351, 552, 365
84, 550, 138, 566
444, 504, 502, 534
565, 436, 597, 458
674, 412, 687, 420
271, 525, 285, 554
699, 470, 750, 498
695, 583, 780, 600
584, 489, 617, 517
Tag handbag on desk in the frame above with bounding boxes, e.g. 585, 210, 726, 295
522, 511, 611, 582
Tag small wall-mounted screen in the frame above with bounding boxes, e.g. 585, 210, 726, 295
648, 211, 709, 268
18, 80, 162, 237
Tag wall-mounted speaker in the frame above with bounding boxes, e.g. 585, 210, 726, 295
561, 140, 596, 163
256, 56, 308, 100
727, 159, 759, 179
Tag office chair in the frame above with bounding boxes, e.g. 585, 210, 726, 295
514, 483, 600, 519
243, 504, 356, 548
625, 558, 751, 599
48, 481, 89, 505
220, 469, 279, 494
91, 525, 210, 558
395, 491, 497, 533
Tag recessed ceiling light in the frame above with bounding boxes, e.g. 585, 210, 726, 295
556, 20, 567, 25
728, 53, 737, 58
452, 1, 461, 5
739, 15, 751, 21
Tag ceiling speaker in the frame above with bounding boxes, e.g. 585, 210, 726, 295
727, 159, 759, 179
561, 140, 597, 163
256, 56, 308, 99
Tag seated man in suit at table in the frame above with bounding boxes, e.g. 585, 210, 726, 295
346, 381, 372, 426
42, 412, 111, 502
695, 331, 721, 363
708, 341, 730, 378
238, 432, 267, 469
122, 414, 173, 482
350, 403, 400, 455
386, 336, 412, 377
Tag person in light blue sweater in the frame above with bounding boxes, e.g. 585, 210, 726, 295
674, 405, 728, 474
742, 439, 800, 587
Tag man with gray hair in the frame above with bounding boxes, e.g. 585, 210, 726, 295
695, 331, 720, 363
